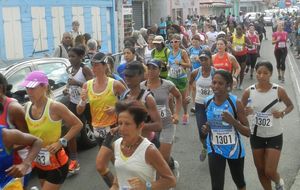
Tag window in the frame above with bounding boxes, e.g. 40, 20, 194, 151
91, 7, 101, 41
37, 62, 69, 91
31, 7, 48, 51
2, 7, 24, 60
72, 7, 85, 34
7, 67, 32, 93
52, 7, 65, 48
106, 8, 112, 52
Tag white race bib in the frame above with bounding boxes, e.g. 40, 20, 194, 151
70, 86, 81, 99
211, 129, 236, 145
169, 65, 184, 78
35, 149, 51, 166
94, 126, 110, 138
254, 112, 273, 128
157, 105, 167, 118
235, 45, 243, 52
197, 87, 212, 96
278, 42, 286, 48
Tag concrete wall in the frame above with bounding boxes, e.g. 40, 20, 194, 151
150, 0, 169, 25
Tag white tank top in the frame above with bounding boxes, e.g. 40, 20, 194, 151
248, 83, 283, 138
114, 138, 156, 189
195, 67, 214, 104
69, 67, 86, 104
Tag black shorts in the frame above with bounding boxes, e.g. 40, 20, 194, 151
35, 163, 69, 184
250, 134, 283, 150
235, 55, 247, 64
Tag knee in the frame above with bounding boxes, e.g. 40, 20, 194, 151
96, 159, 107, 175
264, 168, 276, 179
255, 166, 265, 177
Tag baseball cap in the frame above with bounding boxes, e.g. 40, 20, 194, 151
217, 31, 226, 36
20, 71, 48, 88
152, 35, 164, 44
146, 59, 161, 68
199, 50, 212, 59
91, 52, 107, 64
123, 61, 145, 77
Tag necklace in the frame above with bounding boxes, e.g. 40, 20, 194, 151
121, 137, 142, 155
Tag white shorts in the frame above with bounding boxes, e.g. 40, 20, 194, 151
159, 123, 176, 144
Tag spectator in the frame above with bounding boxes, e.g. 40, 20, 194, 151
52, 32, 73, 58
70, 20, 82, 39
159, 17, 167, 40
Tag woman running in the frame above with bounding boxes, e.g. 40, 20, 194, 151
189, 50, 215, 162
167, 34, 191, 125
272, 21, 288, 83
1, 127, 42, 190
110, 100, 176, 190
141, 59, 182, 179
202, 70, 250, 190
212, 38, 241, 88
21, 71, 83, 190
241, 61, 294, 190
117, 47, 137, 80
245, 24, 260, 79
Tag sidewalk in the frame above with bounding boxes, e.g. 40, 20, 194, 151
287, 47, 300, 190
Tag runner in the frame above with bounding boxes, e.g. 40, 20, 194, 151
110, 100, 176, 190
105, 55, 126, 87
188, 50, 215, 161
202, 70, 250, 190
245, 23, 260, 79
77, 52, 126, 187
167, 34, 191, 125
241, 61, 294, 190
272, 21, 288, 83
141, 59, 182, 179
65, 47, 94, 174
230, 24, 250, 89
117, 47, 137, 80
212, 38, 241, 88
144, 34, 155, 64
21, 71, 83, 190
0, 127, 42, 190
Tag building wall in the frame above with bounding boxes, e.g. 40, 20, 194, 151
150, 0, 169, 25
0, 0, 116, 61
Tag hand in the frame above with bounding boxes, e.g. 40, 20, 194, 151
244, 106, 254, 116
110, 126, 119, 135
172, 113, 179, 124
128, 177, 146, 190
109, 185, 119, 190
104, 106, 115, 115
272, 110, 284, 119
201, 123, 210, 135
222, 111, 235, 125
185, 96, 192, 104
63, 88, 69, 96
46, 142, 62, 154
5, 163, 30, 178
68, 78, 79, 86
232, 77, 237, 89
81, 88, 88, 102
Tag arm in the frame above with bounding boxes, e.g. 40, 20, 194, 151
180, 49, 191, 68
113, 80, 127, 97
76, 83, 88, 115
273, 87, 294, 118
170, 86, 182, 124
144, 95, 162, 132
272, 33, 278, 44
4, 129, 42, 178
82, 66, 94, 81
222, 100, 250, 137
8, 102, 28, 133
188, 70, 197, 97
229, 54, 241, 78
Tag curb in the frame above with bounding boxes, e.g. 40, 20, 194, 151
287, 49, 300, 190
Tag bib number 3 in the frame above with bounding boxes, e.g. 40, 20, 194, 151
35, 149, 51, 166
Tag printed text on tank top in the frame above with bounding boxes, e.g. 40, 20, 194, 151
213, 53, 232, 72
168, 49, 186, 79
195, 67, 214, 104
247, 33, 258, 53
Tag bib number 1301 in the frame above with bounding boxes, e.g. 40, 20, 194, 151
212, 134, 235, 145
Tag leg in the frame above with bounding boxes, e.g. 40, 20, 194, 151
39, 163, 68, 190
274, 49, 281, 79
227, 157, 246, 190
239, 59, 246, 88
159, 124, 175, 164
41, 181, 61, 190
253, 149, 272, 190
96, 146, 115, 187
280, 48, 287, 81
208, 153, 226, 190
264, 149, 281, 185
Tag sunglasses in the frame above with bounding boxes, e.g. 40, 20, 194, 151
200, 57, 208, 61
170, 40, 180, 44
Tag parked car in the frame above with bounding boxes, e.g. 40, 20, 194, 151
0, 57, 97, 149
245, 12, 260, 22
263, 12, 273, 26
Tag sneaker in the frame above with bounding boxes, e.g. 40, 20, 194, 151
245, 67, 249, 74
278, 75, 282, 81
275, 178, 285, 190
200, 148, 207, 161
68, 160, 80, 174
281, 77, 285, 83
190, 107, 195, 114
172, 160, 180, 180
182, 114, 189, 125
237, 85, 243, 90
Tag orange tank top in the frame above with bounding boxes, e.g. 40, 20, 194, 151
213, 53, 232, 73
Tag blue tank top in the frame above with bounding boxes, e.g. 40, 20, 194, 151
0, 126, 13, 188
205, 94, 245, 159
168, 49, 187, 79
189, 46, 202, 70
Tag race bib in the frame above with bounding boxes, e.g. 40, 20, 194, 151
211, 129, 236, 145
169, 66, 184, 78
248, 45, 256, 51
70, 86, 81, 99
197, 87, 212, 96
157, 105, 167, 118
235, 45, 243, 52
35, 148, 51, 166
278, 42, 286, 48
255, 112, 273, 128
94, 126, 110, 138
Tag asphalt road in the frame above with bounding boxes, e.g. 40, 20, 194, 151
28, 27, 300, 190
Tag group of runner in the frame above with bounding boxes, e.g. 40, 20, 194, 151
0, 15, 295, 190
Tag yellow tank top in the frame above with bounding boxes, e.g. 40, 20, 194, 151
87, 77, 117, 128
26, 98, 62, 147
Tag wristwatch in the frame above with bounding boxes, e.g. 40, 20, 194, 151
146, 181, 152, 190
59, 138, 68, 147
